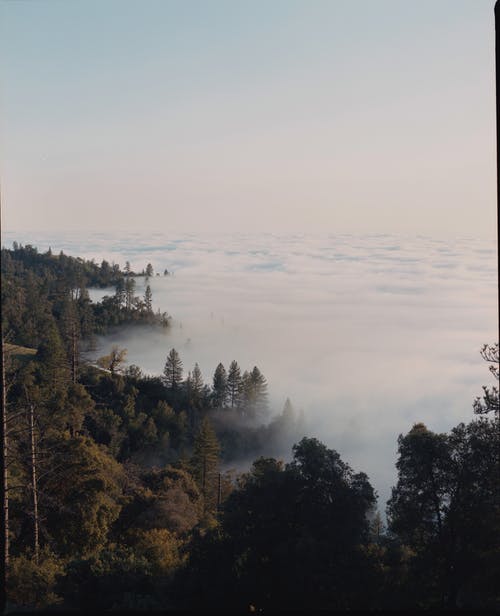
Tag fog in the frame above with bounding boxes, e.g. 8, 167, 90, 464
3, 230, 497, 509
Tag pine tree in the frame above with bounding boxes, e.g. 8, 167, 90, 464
212, 363, 228, 408
191, 416, 220, 512
144, 285, 153, 313
242, 366, 268, 417
163, 349, 183, 390
36, 322, 70, 392
60, 296, 80, 384
114, 278, 125, 308
191, 363, 205, 409
145, 263, 154, 278
124, 277, 136, 312
227, 360, 242, 408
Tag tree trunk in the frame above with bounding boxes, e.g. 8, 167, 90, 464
0, 337, 9, 576
71, 321, 78, 384
29, 404, 39, 564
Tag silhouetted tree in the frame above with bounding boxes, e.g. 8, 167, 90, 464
191, 417, 220, 513
387, 419, 500, 609
144, 285, 153, 314
242, 366, 268, 417
212, 363, 227, 408
163, 349, 183, 391
227, 361, 242, 408
96, 347, 128, 378
473, 343, 499, 422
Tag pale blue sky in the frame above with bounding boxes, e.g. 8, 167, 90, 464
0, 0, 497, 236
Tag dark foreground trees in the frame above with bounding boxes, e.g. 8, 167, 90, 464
387, 418, 500, 609
386, 343, 500, 610
183, 437, 377, 611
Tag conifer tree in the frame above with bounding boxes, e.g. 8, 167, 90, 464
36, 322, 70, 392
124, 278, 136, 312
114, 278, 125, 307
60, 296, 80, 384
190, 363, 205, 409
144, 285, 153, 314
212, 363, 228, 408
227, 360, 242, 408
242, 366, 268, 417
163, 349, 183, 390
191, 417, 220, 512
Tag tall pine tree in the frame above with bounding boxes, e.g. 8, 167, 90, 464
212, 363, 228, 408
163, 349, 183, 390
227, 360, 242, 408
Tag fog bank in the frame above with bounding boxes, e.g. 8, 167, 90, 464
3, 231, 497, 509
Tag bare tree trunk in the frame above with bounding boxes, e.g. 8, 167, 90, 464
71, 322, 78, 385
29, 404, 39, 564
0, 336, 9, 577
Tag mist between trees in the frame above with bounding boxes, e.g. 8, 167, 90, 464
1, 243, 498, 611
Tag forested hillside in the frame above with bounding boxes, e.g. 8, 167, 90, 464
1, 244, 498, 611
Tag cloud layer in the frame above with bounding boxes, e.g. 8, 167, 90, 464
3, 230, 497, 509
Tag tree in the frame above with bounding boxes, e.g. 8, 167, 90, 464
190, 417, 220, 512
96, 347, 128, 377
144, 285, 153, 314
191, 364, 204, 401
124, 278, 136, 312
114, 279, 125, 308
36, 322, 70, 391
386, 420, 500, 609
41, 436, 124, 557
473, 343, 499, 422
163, 349, 183, 391
60, 296, 80, 384
145, 263, 154, 279
184, 363, 206, 417
122, 466, 203, 536
227, 361, 242, 408
189, 438, 376, 610
212, 363, 227, 408
242, 366, 268, 417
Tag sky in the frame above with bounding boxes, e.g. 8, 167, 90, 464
0, 0, 497, 237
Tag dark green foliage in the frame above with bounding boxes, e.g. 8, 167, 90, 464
55, 546, 166, 610
1, 244, 169, 345
241, 366, 268, 417
473, 343, 499, 421
144, 284, 153, 313
387, 419, 500, 609
227, 360, 242, 407
163, 348, 183, 391
190, 417, 221, 512
211, 362, 228, 408
7, 549, 64, 609
185, 438, 377, 611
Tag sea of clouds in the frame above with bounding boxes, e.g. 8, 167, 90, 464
3, 230, 497, 510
